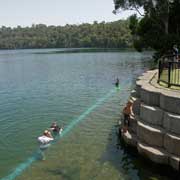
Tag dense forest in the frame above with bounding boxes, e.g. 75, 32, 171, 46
0, 20, 133, 49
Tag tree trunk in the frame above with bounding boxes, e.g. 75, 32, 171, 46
164, 0, 170, 35
164, 18, 169, 34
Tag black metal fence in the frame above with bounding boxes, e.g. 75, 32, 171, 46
158, 55, 180, 87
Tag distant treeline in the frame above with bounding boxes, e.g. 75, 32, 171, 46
0, 20, 132, 49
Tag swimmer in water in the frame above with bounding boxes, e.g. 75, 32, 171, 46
115, 78, 119, 88
50, 122, 63, 134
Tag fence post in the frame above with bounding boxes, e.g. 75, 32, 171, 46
168, 62, 171, 87
158, 60, 161, 83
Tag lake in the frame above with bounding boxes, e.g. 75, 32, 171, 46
0, 49, 175, 180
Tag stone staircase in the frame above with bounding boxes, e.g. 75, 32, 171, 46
121, 70, 180, 171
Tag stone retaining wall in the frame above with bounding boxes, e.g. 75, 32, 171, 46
121, 70, 180, 171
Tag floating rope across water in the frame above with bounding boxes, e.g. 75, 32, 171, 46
1, 87, 118, 180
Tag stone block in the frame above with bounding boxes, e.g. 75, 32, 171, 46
137, 142, 168, 164
163, 112, 180, 135
137, 121, 164, 147
164, 133, 180, 156
140, 103, 163, 126
140, 86, 160, 106
160, 93, 180, 114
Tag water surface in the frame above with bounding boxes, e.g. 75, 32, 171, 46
0, 49, 176, 180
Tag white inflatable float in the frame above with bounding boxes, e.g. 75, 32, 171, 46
37, 135, 54, 150
37, 135, 54, 144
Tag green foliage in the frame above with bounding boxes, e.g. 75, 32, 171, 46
114, 0, 144, 11
0, 20, 133, 49
114, 0, 180, 56
129, 14, 138, 35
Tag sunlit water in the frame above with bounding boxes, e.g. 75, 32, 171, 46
0, 49, 176, 180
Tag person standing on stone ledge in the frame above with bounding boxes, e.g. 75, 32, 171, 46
123, 100, 133, 127
173, 44, 179, 62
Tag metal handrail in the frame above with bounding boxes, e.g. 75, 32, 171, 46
158, 55, 180, 87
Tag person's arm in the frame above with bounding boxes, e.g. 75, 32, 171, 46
130, 105, 134, 116
49, 127, 55, 131
48, 132, 53, 138
49, 137, 54, 141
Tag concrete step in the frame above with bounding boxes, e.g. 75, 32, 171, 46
128, 115, 137, 134
140, 103, 163, 126
137, 142, 168, 164
164, 132, 180, 156
138, 142, 180, 171
137, 121, 164, 147
121, 130, 137, 147
130, 96, 141, 115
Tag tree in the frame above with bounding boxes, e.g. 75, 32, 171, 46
114, 0, 180, 55
0, 20, 133, 49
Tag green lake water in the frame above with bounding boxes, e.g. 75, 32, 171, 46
0, 49, 177, 180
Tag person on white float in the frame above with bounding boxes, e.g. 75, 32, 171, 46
37, 130, 54, 148
37, 130, 54, 160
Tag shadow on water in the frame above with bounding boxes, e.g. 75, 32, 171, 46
99, 123, 180, 180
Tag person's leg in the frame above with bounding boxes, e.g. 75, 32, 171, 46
124, 114, 129, 126
39, 148, 46, 160
123, 114, 126, 125
127, 115, 130, 127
